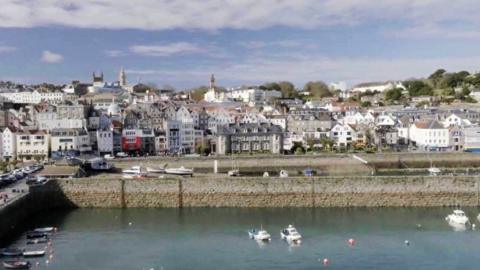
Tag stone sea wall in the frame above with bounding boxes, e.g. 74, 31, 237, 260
31, 175, 480, 208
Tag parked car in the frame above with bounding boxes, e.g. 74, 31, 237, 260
116, 152, 128, 158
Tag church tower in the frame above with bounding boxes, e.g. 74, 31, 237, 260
119, 67, 127, 87
210, 74, 215, 89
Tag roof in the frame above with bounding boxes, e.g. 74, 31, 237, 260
414, 120, 444, 129
217, 122, 283, 135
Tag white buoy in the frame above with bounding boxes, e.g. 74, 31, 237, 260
405, 240, 410, 246
128, 222, 133, 226
323, 258, 330, 267
472, 224, 476, 230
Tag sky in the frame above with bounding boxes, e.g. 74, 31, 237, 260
1, 0, 480, 89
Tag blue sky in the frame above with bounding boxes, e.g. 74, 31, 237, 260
1, 0, 480, 89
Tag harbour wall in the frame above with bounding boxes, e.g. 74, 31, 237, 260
30, 175, 480, 208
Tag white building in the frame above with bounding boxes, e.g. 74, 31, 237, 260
203, 74, 227, 103
0, 90, 65, 104
443, 114, 471, 128
37, 111, 86, 131
16, 131, 49, 161
50, 128, 91, 154
175, 106, 195, 152
330, 123, 357, 147
351, 81, 404, 93
96, 129, 113, 155
2, 127, 16, 160
227, 88, 281, 104
464, 126, 480, 152
409, 120, 450, 151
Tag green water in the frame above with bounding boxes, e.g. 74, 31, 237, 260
4, 207, 480, 269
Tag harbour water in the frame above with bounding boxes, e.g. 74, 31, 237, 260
4, 207, 480, 269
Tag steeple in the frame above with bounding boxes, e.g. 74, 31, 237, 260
210, 74, 215, 89
119, 67, 127, 87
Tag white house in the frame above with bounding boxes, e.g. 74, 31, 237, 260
330, 123, 357, 147
443, 114, 472, 128
227, 88, 281, 104
376, 115, 397, 127
50, 128, 91, 154
2, 127, 16, 160
175, 106, 195, 153
409, 120, 450, 151
96, 129, 113, 155
16, 131, 49, 161
464, 126, 480, 152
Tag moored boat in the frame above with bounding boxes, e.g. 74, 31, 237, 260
280, 225, 302, 243
3, 261, 31, 269
165, 167, 193, 176
228, 169, 240, 177
1, 248, 24, 257
122, 166, 146, 178
445, 209, 469, 225
26, 238, 48, 245
26, 231, 48, 239
23, 250, 46, 257
33, 227, 55, 233
279, 170, 289, 178
146, 166, 166, 174
248, 228, 271, 241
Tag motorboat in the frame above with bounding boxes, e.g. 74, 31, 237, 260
228, 169, 240, 177
26, 231, 48, 239
23, 250, 46, 257
428, 167, 441, 176
122, 166, 146, 178
445, 209, 469, 225
165, 167, 193, 176
303, 168, 316, 177
3, 261, 31, 269
280, 225, 302, 243
116, 152, 128, 158
33, 227, 55, 233
248, 228, 271, 241
279, 170, 289, 178
263, 172, 269, 177
26, 238, 48, 245
104, 154, 115, 160
1, 248, 24, 256
146, 166, 166, 174
89, 158, 114, 171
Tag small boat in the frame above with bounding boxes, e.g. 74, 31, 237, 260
263, 172, 269, 177
279, 170, 289, 178
146, 166, 166, 174
3, 261, 31, 269
1, 248, 24, 256
89, 158, 114, 171
122, 166, 146, 178
280, 225, 302, 243
248, 228, 271, 241
165, 167, 193, 176
23, 250, 46, 257
445, 209, 469, 225
228, 169, 240, 177
33, 227, 55, 233
26, 238, 48, 245
428, 166, 441, 176
26, 231, 48, 239
303, 168, 316, 177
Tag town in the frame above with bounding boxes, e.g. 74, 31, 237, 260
0, 68, 479, 166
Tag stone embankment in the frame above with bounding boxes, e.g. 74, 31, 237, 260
31, 175, 480, 208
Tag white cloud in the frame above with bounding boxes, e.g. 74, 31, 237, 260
130, 42, 203, 57
104, 50, 126, 57
41, 50, 63, 63
0, 0, 479, 36
0, 45, 16, 53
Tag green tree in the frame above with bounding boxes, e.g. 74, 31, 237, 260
277, 81, 297, 98
428, 68, 446, 88
190, 86, 209, 101
385, 88, 403, 102
404, 80, 433, 96
261, 82, 281, 91
361, 101, 372, 108
304, 81, 332, 99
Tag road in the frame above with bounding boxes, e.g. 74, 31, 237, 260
0, 180, 28, 208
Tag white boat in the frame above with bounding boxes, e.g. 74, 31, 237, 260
122, 166, 146, 178
90, 158, 114, 171
228, 169, 240, 177
445, 209, 469, 225
263, 172, 269, 177
33, 227, 55, 233
104, 154, 115, 160
23, 250, 46, 257
116, 152, 128, 158
146, 166, 166, 174
165, 167, 193, 176
428, 167, 441, 176
280, 225, 302, 243
279, 170, 289, 178
248, 228, 271, 241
